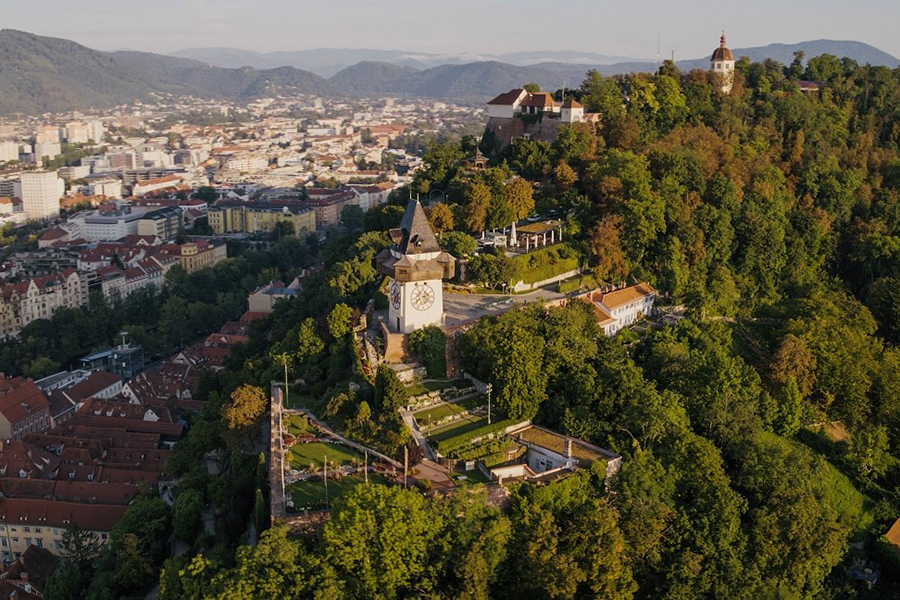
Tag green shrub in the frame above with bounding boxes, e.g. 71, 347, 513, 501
408, 326, 447, 378
511, 243, 581, 285
558, 274, 598, 294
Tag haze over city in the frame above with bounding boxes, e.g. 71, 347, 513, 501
3, 0, 900, 59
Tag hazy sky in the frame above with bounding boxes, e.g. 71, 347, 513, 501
3, 0, 899, 59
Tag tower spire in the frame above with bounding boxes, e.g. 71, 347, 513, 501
720, 30, 726, 48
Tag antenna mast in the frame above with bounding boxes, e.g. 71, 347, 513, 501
656, 31, 660, 68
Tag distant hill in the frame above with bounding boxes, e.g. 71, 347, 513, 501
0, 30, 334, 115
329, 62, 420, 95
172, 47, 647, 77
330, 61, 580, 98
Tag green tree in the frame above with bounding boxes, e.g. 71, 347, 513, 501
425, 202, 455, 235
847, 425, 890, 478
322, 485, 438, 599
464, 181, 492, 232
173, 489, 204, 542
441, 231, 477, 258
59, 523, 102, 567
297, 317, 324, 364
504, 177, 535, 221
375, 364, 407, 413
327, 303, 354, 340
195, 186, 217, 204
341, 204, 365, 231
775, 378, 802, 436
408, 325, 447, 378
223, 384, 267, 431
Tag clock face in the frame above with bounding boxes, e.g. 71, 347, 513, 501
390, 282, 401, 310
411, 283, 435, 311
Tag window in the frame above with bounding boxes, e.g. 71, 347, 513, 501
24, 538, 31, 547
23, 527, 29, 533
35, 539, 42, 548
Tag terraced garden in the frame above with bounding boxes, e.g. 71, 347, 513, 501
426, 412, 520, 455
288, 442, 364, 471
413, 395, 485, 430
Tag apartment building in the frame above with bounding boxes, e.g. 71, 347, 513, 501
20, 172, 64, 221
208, 201, 315, 236
0, 270, 87, 339
178, 241, 227, 273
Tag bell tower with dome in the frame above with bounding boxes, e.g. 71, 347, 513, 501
710, 32, 736, 94
376, 198, 455, 334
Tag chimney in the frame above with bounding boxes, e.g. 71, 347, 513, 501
565, 438, 573, 459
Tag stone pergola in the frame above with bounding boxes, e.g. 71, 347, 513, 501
512, 220, 563, 252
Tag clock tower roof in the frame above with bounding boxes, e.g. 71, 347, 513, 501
390, 198, 442, 256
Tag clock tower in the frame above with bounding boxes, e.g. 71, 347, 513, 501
377, 198, 455, 333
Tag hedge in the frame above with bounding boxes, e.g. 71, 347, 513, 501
511, 243, 581, 285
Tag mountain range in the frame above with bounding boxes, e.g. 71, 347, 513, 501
1, 29, 898, 116
169, 48, 646, 78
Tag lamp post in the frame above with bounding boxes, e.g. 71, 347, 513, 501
486, 383, 493, 425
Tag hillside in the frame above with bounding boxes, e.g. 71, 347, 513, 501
0, 30, 335, 115
329, 61, 419, 95
172, 47, 645, 76
330, 61, 578, 98
0, 29, 185, 114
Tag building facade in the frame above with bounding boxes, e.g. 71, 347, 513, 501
20, 172, 63, 221
208, 202, 316, 236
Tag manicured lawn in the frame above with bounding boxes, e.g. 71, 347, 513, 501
289, 474, 389, 510
414, 395, 485, 428
288, 442, 363, 470
285, 414, 317, 437
405, 378, 469, 396
284, 390, 315, 410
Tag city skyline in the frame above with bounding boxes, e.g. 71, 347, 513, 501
3, 0, 900, 60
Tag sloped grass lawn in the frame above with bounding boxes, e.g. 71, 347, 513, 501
289, 474, 389, 510
426, 412, 518, 455
414, 395, 485, 427
285, 414, 317, 437
288, 442, 363, 470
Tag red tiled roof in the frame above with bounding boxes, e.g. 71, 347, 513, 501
63, 371, 121, 404
487, 89, 525, 105
0, 497, 128, 532
0, 379, 49, 424
520, 92, 557, 108
0, 545, 58, 595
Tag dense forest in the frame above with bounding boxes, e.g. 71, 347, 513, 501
46, 53, 900, 599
